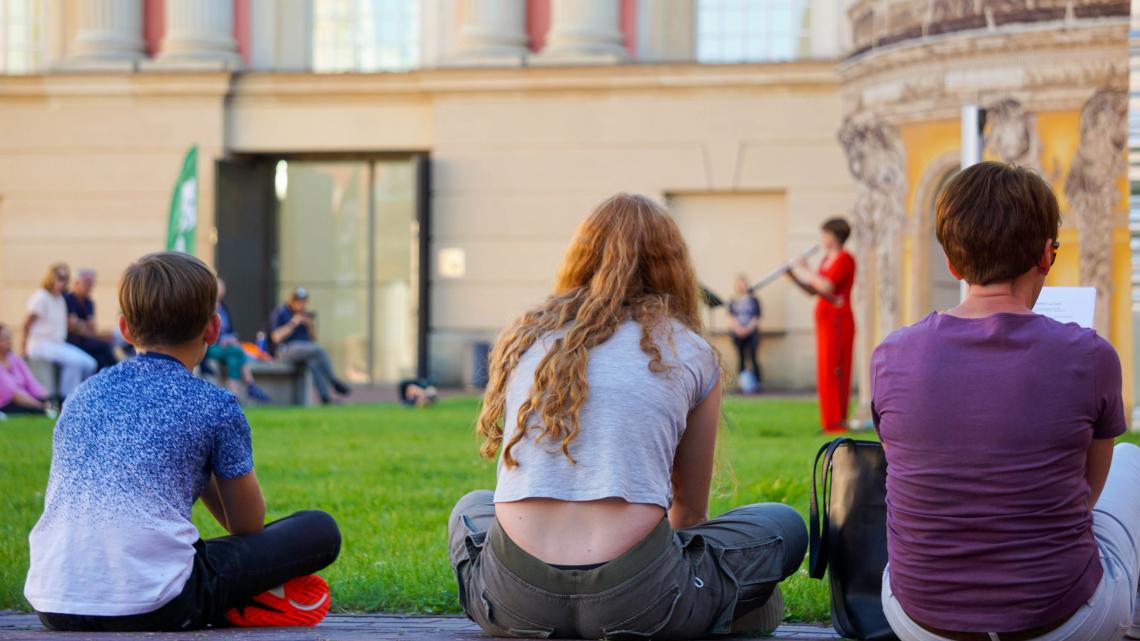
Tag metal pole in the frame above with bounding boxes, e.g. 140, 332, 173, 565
959, 104, 984, 301
1128, 14, 1140, 429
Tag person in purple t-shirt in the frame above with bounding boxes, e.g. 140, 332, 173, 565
872, 162, 1139, 641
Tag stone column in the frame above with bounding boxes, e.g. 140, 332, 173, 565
839, 115, 908, 428
535, 0, 628, 64
67, 0, 145, 69
152, 0, 242, 69
635, 0, 694, 62
449, 0, 528, 66
1067, 88, 1128, 338
808, 0, 841, 58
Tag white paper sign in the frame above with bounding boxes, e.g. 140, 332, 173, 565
1032, 286, 1096, 329
437, 247, 467, 279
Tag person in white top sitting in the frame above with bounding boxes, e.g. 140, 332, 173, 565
448, 193, 808, 640
22, 263, 96, 400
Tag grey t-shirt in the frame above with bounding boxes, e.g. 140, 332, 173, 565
494, 319, 719, 509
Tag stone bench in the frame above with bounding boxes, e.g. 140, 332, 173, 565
201, 359, 315, 406
0, 612, 839, 640
26, 359, 60, 403
247, 360, 314, 406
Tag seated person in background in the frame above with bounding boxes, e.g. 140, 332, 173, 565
64, 268, 118, 371
23, 263, 96, 400
0, 323, 49, 416
450, 193, 807, 640
205, 278, 271, 403
398, 378, 438, 407
873, 161, 1140, 641
24, 252, 341, 632
271, 288, 350, 405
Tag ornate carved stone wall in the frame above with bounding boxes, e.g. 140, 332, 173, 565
1067, 88, 1128, 337
848, 0, 1128, 57
838, 0, 1129, 419
984, 98, 1041, 170
838, 116, 908, 341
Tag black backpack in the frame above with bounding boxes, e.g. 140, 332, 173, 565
809, 438, 898, 641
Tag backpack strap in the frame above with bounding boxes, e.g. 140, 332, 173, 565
809, 437, 853, 579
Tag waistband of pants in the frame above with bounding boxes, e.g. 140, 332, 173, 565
486, 517, 674, 595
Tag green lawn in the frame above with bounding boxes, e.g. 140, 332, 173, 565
0, 396, 850, 621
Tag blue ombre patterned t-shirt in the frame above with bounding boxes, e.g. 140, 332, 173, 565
25, 352, 254, 616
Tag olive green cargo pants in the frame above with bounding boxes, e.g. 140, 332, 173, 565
447, 490, 807, 640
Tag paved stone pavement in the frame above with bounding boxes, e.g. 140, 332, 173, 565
0, 613, 841, 641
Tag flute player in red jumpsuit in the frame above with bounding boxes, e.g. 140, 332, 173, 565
786, 218, 856, 433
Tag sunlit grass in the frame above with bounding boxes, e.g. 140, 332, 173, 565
0, 395, 877, 621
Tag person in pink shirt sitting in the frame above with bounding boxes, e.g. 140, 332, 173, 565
0, 322, 49, 416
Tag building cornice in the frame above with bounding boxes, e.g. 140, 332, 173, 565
229, 61, 841, 99
838, 18, 1128, 121
0, 72, 234, 98
0, 62, 843, 102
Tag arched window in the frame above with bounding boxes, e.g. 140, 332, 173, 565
313, 0, 420, 73
695, 0, 811, 63
0, 0, 43, 74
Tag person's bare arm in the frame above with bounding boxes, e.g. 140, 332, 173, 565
669, 381, 722, 530
21, 313, 36, 355
726, 310, 744, 337
804, 273, 835, 297
199, 475, 230, 531
785, 268, 840, 305
303, 314, 317, 341
9, 391, 44, 409
67, 314, 94, 338
270, 316, 299, 345
1086, 438, 1114, 508
214, 471, 266, 535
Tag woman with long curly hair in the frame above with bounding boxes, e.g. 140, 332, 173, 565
448, 194, 807, 640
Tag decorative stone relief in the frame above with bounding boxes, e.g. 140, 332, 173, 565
838, 116, 909, 340
1066, 88, 1127, 337
847, 0, 1127, 55
983, 98, 1041, 170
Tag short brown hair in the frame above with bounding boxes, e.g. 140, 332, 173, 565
821, 218, 851, 245
119, 252, 217, 347
936, 162, 1060, 285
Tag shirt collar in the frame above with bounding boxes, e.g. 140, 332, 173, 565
137, 352, 183, 366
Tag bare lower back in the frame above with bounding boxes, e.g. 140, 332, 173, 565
495, 498, 666, 565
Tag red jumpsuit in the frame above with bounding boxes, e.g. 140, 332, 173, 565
814, 251, 856, 433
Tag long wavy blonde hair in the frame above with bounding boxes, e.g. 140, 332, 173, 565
477, 193, 704, 467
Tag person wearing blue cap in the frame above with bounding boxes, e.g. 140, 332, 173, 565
270, 288, 351, 405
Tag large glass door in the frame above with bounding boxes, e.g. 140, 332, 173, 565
275, 158, 418, 385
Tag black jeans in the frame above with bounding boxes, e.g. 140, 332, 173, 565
69, 337, 118, 371
0, 402, 45, 415
37, 510, 341, 632
732, 331, 761, 381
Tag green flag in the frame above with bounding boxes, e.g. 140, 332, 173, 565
166, 145, 198, 254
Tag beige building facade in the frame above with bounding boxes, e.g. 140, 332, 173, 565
4, 0, 1131, 400
0, 1, 853, 389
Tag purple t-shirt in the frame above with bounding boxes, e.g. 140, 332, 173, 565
871, 312, 1126, 632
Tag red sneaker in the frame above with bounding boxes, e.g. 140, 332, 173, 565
225, 574, 331, 627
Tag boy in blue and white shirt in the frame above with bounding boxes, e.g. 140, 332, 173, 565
25, 252, 340, 631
